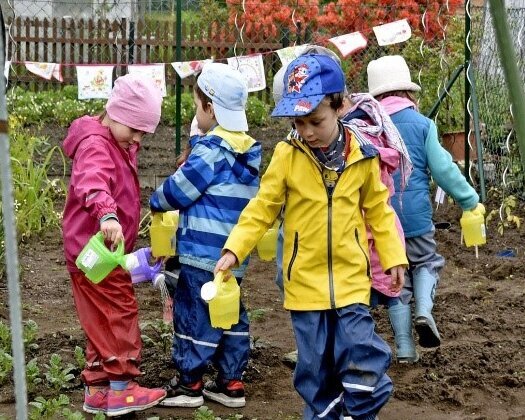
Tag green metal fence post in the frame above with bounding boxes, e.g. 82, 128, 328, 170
174, 0, 182, 156
0, 7, 28, 420
487, 0, 525, 174
426, 64, 465, 120
468, 64, 486, 202
464, 0, 472, 178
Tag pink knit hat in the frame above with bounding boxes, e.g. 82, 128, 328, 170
106, 73, 162, 134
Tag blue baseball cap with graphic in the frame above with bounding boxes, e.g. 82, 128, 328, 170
271, 54, 345, 118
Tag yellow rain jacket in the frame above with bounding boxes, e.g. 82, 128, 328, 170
224, 125, 407, 310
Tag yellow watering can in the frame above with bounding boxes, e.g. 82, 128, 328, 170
460, 203, 486, 258
460, 203, 486, 247
150, 211, 179, 258
201, 270, 240, 329
256, 224, 279, 261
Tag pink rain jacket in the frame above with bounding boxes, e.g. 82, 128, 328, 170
62, 116, 141, 273
365, 138, 405, 297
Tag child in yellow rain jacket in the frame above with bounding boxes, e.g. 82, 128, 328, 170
215, 54, 408, 420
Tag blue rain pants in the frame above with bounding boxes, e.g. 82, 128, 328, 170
291, 304, 392, 420
171, 264, 250, 384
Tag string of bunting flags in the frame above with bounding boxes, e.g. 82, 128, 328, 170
4, 19, 411, 100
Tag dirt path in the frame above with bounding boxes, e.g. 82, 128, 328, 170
1, 123, 524, 419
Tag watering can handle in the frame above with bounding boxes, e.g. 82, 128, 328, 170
214, 270, 233, 284
152, 258, 163, 272
113, 239, 125, 256
152, 211, 177, 226
94, 231, 125, 256
152, 212, 163, 223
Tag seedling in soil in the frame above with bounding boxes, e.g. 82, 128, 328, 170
43, 353, 76, 391
141, 319, 174, 354
0, 350, 13, 385
26, 357, 43, 393
29, 394, 83, 420
74, 345, 85, 370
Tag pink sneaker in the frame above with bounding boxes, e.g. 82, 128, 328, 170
83, 386, 108, 414
106, 382, 166, 417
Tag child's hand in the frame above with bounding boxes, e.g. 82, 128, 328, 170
100, 219, 124, 249
469, 203, 485, 216
389, 265, 405, 293
214, 251, 238, 275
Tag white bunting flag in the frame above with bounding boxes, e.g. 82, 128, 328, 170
128, 64, 167, 97
4, 60, 10, 84
373, 19, 411, 46
25, 62, 63, 82
227, 54, 266, 92
328, 32, 367, 58
171, 59, 213, 79
53, 65, 63, 82
76, 65, 114, 100
276, 45, 308, 66
435, 186, 446, 211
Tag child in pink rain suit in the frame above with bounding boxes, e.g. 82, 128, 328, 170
62, 74, 167, 417
342, 93, 418, 363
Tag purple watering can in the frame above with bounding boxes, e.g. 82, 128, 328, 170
126, 247, 165, 287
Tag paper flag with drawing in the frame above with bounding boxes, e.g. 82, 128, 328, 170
25, 62, 63, 82
373, 19, 411, 46
275, 45, 308, 66
128, 64, 167, 97
171, 59, 213, 79
227, 54, 266, 92
76, 65, 114, 100
328, 32, 367, 57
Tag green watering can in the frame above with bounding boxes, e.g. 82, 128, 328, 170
75, 232, 128, 284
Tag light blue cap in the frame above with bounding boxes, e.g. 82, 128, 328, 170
197, 63, 249, 132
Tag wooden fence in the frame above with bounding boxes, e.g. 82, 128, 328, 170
6, 16, 285, 97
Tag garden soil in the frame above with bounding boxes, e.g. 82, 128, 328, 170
1, 122, 525, 419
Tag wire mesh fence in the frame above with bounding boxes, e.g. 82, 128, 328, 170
471, 2, 525, 199
2, 0, 525, 199
3, 1, 465, 94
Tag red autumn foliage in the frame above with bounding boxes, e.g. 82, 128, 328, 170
226, 0, 463, 43
226, 0, 320, 41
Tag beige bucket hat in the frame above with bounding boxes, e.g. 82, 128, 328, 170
367, 55, 421, 97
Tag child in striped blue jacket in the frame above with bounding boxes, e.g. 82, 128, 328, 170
149, 63, 261, 409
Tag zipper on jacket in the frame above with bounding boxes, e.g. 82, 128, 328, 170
327, 189, 336, 309
355, 228, 371, 278
287, 232, 299, 282
320, 166, 339, 309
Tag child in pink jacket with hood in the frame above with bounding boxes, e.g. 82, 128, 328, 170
342, 93, 418, 364
62, 74, 166, 417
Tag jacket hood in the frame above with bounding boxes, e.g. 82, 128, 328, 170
286, 123, 378, 169
205, 126, 261, 184
379, 96, 416, 116
62, 116, 112, 159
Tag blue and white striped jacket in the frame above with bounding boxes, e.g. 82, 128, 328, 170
149, 126, 261, 277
